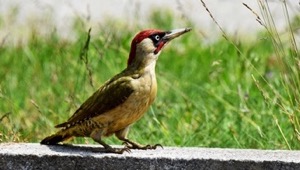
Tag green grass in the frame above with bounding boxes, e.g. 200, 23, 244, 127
0, 4, 299, 149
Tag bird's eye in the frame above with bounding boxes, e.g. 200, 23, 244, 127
154, 35, 160, 41
150, 33, 164, 47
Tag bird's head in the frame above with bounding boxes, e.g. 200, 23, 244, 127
127, 28, 191, 67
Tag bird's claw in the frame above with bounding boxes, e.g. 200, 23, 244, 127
122, 147, 132, 153
143, 143, 163, 149
150, 143, 163, 149
105, 147, 131, 154
123, 142, 163, 150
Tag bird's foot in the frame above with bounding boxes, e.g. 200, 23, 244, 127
124, 142, 163, 150
105, 146, 131, 154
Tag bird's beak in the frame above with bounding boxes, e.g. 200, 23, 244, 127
153, 28, 191, 55
163, 28, 192, 42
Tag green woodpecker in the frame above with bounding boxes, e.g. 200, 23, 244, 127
41, 28, 191, 154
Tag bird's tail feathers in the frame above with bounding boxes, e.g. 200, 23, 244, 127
40, 132, 71, 145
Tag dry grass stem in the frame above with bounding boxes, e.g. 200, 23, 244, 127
79, 28, 94, 88
242, 3, 265, 28
199, 0, 228, 40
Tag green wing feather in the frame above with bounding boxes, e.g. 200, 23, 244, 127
55, 73, 134, 128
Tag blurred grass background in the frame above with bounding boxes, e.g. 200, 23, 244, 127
0, 1, 300, 150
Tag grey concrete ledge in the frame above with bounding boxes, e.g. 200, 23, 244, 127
0, 143, 300, 170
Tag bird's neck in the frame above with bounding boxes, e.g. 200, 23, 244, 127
127, 55, 157, 76
143, 60, 157, 75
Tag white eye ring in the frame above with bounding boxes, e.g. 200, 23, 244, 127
155, 35, 160, 41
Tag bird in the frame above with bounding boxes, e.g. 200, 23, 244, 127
40, 28, 191, 154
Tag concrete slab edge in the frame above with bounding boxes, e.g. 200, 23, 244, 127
0, 143, 299, 170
